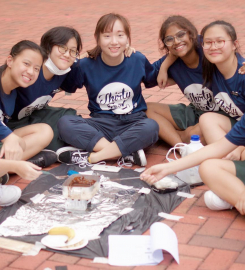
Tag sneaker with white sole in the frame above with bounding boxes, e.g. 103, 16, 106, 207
0, 185, 22, 207
28, 149, 58, 168
0, 173, 9, 185
204, 190, 233, 211
119, 149, 147, 167
56, 147, 90, 167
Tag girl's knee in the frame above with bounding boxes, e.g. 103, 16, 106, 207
147, 118, 159, 133
43, 124, 54, 143
142, 119, 159, 141
57, 115, 76, 133
199, 159, 216, 184
42, 124, 53, 136
199, 113, 213, 129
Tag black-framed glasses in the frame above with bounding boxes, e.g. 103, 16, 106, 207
57, 44, 79, 58
163, 30, 187, 46
202, 40, 232, 50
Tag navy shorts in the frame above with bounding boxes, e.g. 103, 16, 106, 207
58, 111, 159, 157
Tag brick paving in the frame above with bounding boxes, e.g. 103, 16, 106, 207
1, 0, 245, 269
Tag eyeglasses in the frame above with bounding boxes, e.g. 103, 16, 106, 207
57, 44, 79, 58
163, 30, 187, 46
202, 40, 232, 50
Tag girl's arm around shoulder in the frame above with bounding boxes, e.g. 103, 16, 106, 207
140, 137, 237, 185
157, 53, 177, 89
60, 59, 86, 92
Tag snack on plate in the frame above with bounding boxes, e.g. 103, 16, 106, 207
69, 176, 96, 187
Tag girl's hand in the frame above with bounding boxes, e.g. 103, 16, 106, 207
140, 164, 167, 185
157, 70, 169, 89
235, 189, 245, 215
80, 52, 89, 59
0, 133, 25, 160
13, 161, 42, 180
124, 46, 136, 57
223, 146, 244, 161
238, 62, 245, 74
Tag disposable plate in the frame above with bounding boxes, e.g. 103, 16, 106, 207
41, 228, 85, 248
42, 237, 88, 251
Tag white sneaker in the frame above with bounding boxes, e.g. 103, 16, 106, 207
118, 149, 147, 167
0, 185, 22, 207
204, 190, 233, 211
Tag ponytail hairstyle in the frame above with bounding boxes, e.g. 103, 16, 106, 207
40, 26, 82, 55
159, 15, 198, 54
2, 40, 46, 71
87, 13, 131, 59
201, 20, 239, 88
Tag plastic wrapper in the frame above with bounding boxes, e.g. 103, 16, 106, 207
0, 178, 140, 240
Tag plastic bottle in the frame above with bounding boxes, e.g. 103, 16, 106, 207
187, 135, 204, 154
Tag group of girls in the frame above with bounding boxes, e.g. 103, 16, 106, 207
141, 18, 245, 215
1, 12, 245, 215
0, 27, 83, 206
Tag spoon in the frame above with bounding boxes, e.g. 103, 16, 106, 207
41, 171, 68, 179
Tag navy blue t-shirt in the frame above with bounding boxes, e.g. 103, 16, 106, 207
154, 46, 219, 112
12, 66, 76, 120
225, 114, 245, 146
61, 52, 162, 115
212, 54, 245, 120
0, 66, 16, 140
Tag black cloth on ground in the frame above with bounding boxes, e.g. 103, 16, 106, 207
0, 164, 190, 258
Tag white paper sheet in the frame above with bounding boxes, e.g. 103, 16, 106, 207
177, 191, 195, 198
158, 212, 184, 221
108, 222, 179, 266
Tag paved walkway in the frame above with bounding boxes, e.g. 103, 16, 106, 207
0, 0, 245, 269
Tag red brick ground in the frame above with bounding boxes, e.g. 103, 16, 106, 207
1, 0, 245, 269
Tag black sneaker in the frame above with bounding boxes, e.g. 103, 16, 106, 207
120, 149, 147, 167
0, 173, 9, 185
56, 147, 90, 166
28, 149, 58, 168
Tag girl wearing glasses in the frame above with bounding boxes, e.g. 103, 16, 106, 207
199, 21, 245, 161
141, 21, 245, 215
56, 13, 164, 167
146, 16, 243, 150
6, 27, 82, 152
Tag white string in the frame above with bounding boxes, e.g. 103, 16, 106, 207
166, 143, 188, 162
117, 157, 133, 168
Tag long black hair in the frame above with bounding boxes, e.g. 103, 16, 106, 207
201, 20, 239, 87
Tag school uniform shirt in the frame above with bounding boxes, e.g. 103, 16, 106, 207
0, 66, 16, 140
212, 54, 245, 120
11, 66, 76, 120
60, 52, 161, 115
225, 113, 245, 146
162, 46, 219, 112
